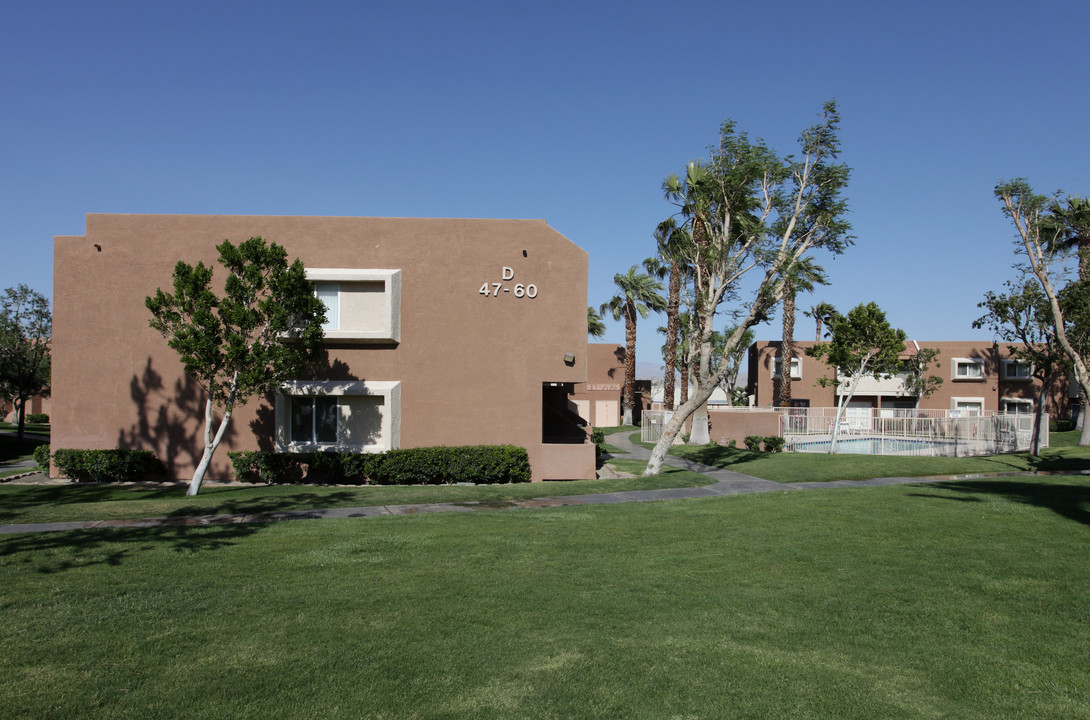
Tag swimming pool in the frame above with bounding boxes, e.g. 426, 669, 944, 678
791, 436, 958, 455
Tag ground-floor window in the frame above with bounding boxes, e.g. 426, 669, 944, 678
952, 397, 984, 416
276, 380, 401, 452
1000, 397, 1033, 414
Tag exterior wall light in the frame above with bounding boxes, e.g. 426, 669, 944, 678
564, 353, 576, 366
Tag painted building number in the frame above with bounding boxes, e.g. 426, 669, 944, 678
478, 266, 538, 299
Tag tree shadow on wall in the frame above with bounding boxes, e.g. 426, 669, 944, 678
250, 355, 382, 454
118, 358, 236, 480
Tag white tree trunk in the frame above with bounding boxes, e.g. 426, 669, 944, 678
1080, 398, 1090, 446
689, 405, 710, 444
828, 362, 868, 454
622, 407, 634, 426
187, 399, 233, 496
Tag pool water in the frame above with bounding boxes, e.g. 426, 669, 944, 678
793, 436, 956, 455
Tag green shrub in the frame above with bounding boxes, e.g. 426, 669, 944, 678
51, 449, 165, 482
764, 436, 785, 453
227, 451, 308, 484
33, 444, 50, 469
228, 445, 531, 485
26, 413, 49, 424
1050, 418, 1077, 433
744, 435, 764, 451
591, 428, 606, 457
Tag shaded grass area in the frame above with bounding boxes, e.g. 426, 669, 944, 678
649, 430, 1090, 483
0, 435, 46, 479
2, 477, 1089, 718
0, 467, 713, 526
0, 422, 50, 435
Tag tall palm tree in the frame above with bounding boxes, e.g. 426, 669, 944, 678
803, 301, 838, 341
601, 266, 667, 425
779, 258, 826, 407
644, 218, 692, 411
587, 306, 606, 338
1044, 195, 1090, 280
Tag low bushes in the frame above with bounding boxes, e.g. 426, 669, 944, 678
1050, 419, 1077, 433
742, 435, 784, 453
228, 445, 531, 485
26, 413, 49, 424
51, 449, 166, 482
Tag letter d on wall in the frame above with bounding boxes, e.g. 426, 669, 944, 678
502, 266, 515, 280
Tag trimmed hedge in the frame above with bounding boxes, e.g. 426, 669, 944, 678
744, 435, 764, 451
228, 445, 532, 485
51, 449, 166, 482
1050, 419, 1077, 433
26, 413, 49, 424
763, 436, 785, 453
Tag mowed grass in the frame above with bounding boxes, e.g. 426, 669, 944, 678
2, 477, 1089, 718
656, 430, 1090, 483
0, 466, 713, 526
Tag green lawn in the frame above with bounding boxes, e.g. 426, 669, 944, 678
0, 421, 50, 435
0, 465, 713, 526
2, 476, 1089, 718
0, 434, 46, 479
650, 430, 1090, 483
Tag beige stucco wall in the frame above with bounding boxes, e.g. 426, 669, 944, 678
53, 214, 592, 482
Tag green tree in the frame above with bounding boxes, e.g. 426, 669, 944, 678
146, 237, 327, 495
1043, 195, 1090, 280
974, 279, 1059, 455
645, 101, 852, 474
996, 180, 1090, 445
902, 345, 943, 410
807, 302, 906, 453
600, 266, 667, 425
587, 306, 606, 338
0, 285, 51, 445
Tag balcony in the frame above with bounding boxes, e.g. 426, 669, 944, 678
836, 372, 911, 398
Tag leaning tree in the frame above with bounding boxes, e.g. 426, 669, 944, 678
644, 101, 852, 474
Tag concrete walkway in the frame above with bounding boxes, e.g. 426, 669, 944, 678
0, 431, 977, 535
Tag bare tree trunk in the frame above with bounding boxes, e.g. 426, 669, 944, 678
1080, 398, 1090, 446
622, 303, 637, 426
781, 280, 796, 408
188, 399, 232, 496
663, 267, 680, 411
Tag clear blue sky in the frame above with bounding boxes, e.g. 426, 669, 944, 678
3, 0, 1088, 375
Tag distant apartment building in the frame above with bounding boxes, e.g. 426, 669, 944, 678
747, 340, 1074, 418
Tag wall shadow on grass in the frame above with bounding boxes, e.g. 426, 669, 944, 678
909, 478, 1090, 528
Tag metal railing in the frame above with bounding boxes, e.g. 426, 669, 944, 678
781, 408, 1047, 456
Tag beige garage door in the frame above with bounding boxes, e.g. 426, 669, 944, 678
595, 400, 620, 427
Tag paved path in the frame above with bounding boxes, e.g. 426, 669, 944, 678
0, 432, 981, 535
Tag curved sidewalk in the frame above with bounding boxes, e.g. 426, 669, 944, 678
0, 433, 980, 535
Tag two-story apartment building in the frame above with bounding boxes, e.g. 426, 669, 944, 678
747, 339, 1073, 418
52, 214, 596, 482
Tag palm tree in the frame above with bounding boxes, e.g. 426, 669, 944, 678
779, 258, 826, 407
1044, 195, 1090, 280
803, 301, 838, 342
644, 218, 691, 411
601, 266, 667, 425
587, 306, 606, 338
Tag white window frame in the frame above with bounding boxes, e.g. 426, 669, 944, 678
1000, 397, 1034, 414
951, 397, 985, 416
772, 356, 802, 379
276, 380, 401, 453
305, 269, 401, 343
952, 358, 986, 381
1001, 358, 1033, 381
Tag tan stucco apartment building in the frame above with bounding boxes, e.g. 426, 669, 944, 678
53, 214, 595, 482
747, 340, 1074, 417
